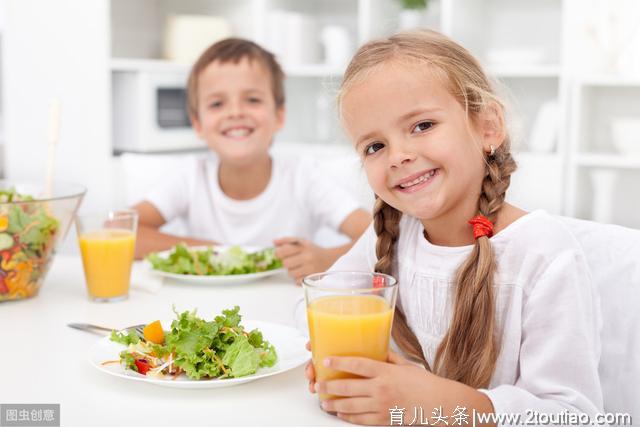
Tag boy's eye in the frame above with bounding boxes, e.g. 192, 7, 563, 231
209, 101, 223, 109
412, 121, 434, 133
365, 142, 385, 155
248, 97, 262, 104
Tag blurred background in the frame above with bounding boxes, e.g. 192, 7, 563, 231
0, 0, 639, 246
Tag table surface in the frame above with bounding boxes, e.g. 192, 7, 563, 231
0, 255, 347, 427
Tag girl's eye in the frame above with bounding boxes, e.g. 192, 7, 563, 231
209, 101, 223, 109
365, 142, 385, 155
248, 97, 262, 104
412, 121, 434, 133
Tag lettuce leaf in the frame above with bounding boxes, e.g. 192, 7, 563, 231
110, 329, 140, 346
222, 335, 261, 377
146, 244, 283, 276
143, 305, 279, 380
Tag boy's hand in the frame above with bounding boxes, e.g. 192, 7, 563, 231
304, 341, 316, 394
273, 237, 332, 284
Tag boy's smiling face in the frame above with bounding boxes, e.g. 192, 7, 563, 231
341, 60, 489, 224
191, 58, 285, 166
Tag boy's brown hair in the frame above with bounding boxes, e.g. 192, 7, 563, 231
186, 38, 286, 118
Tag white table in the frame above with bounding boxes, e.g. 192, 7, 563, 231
0, 255, 347, 427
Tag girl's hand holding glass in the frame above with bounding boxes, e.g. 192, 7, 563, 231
315, 351, 436, 425
306, 349, 493, 426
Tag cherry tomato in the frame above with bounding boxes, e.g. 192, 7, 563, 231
134, 359, 151, 375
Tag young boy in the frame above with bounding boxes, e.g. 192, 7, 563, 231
133, 38, 371, 283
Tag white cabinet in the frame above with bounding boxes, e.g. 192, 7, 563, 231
105, 0, 570, 215
567, 78, 640, 229
2, 0, 640, 228
438, 0, 566, 214
108, 0, 364, 151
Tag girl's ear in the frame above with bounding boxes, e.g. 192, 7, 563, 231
190, 114, 204, 138
478, 103, 506, 153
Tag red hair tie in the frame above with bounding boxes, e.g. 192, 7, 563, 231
468, 215, 494, 239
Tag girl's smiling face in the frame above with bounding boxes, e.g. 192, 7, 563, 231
341, 61, 488, 223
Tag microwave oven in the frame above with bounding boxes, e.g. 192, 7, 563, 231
112, 70, 206, 153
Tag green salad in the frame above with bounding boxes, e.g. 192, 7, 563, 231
146, 244, 282, 276
0, 188, 60, 301
109, 306, 278, 379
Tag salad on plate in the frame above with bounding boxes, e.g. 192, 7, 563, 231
146, 244, 283, 276
107, 306, 278, 380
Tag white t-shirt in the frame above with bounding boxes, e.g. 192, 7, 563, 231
144, 153, 361, 247
296, 210, 604, 423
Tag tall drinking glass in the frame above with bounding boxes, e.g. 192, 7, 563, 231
76, 210, 138, 302
303, 271, 398, 402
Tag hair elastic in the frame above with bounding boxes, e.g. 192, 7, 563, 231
468, 215, 494, 239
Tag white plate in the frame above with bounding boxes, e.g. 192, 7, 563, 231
89, 320, 310, 389
147, 245, 285, 285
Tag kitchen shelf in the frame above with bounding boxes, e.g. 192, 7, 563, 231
8, 0, 640, 228
111, 57, 343, 78
574, 154, 640, 169
566, 72, 640, 224
513, 151, 563, 162
111, 58, 190, 73
577, 76, 640, 87
283, 64, 344, 77
487, 64, 561, 78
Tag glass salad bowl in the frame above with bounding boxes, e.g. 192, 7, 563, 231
0, 181, 85, 302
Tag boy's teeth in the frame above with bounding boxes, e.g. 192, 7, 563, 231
399, 170, 436, 188
225, 128, 250, 138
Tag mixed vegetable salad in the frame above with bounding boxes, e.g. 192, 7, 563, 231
0, 188, 59, 301
108, 306, 278, 380
147, 244, 282, 276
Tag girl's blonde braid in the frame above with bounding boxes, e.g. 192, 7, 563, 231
373, 197, 430, 368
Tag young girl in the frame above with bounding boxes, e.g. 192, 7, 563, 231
302, 30, 603, 425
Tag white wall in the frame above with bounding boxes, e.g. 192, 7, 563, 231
2, 0, 114, 214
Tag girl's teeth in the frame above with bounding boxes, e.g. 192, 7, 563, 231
399, 170, 436, 188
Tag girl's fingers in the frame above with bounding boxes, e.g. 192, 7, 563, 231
305, 341, 311, 351
305, 361, 315, 380
336, 412, 385, 426
323, 356, 385, 378
387, 350, 411, 365
321, 397, 375, 415
305, 361, 316, 393
316, 377, 374, 398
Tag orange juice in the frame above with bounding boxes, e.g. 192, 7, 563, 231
307, 294, 393, 400
79, 229, 135, 300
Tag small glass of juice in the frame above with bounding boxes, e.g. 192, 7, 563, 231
302, 271, 398, 405
76, 210, 138, 302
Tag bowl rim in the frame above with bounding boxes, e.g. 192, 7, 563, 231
0, 180, 87, 204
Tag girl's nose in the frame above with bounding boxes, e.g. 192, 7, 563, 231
388, 141, 416, 168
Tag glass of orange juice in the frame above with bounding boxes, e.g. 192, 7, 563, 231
76, 210, 138, 302
303, 271, 398, 403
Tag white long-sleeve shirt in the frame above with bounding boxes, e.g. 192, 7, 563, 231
295, 210, 604, 425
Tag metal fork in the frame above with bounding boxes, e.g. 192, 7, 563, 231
67, 322, 146, 339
